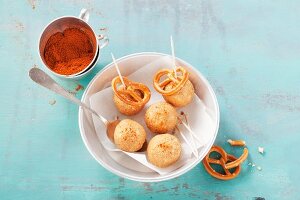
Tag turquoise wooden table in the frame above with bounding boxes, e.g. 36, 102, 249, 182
1, 0, 300, 199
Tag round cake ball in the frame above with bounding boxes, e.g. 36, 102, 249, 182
113, 94, 143, 116
147, 134, 181, 168
163, 80, 195, 107
144, 102, 177, 134
114, 119, 146, 152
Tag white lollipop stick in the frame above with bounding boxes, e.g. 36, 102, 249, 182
170, 35, 177, 78
111, 53, 126, 88
178, 120, 199, 156
181, 120, 202, 143
178, 129, 198, 158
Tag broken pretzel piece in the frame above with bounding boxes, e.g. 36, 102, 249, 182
227, 139, 246, 146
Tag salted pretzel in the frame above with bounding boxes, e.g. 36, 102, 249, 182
203, 146, 248, 180
112, 76, 151, 106
153, 67, 189, 96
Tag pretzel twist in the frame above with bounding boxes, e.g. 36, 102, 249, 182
112, 76, 151, 106
225, 148, 248, 169
203, 146, 248, 180
153, 67, 189, 96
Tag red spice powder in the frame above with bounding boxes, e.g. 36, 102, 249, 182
44, 28, 94, 75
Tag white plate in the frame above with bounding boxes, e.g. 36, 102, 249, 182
78, 52, 220, 182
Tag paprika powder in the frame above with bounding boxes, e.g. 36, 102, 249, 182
44, 28, 94, 75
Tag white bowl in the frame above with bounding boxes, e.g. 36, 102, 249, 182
78, 52, 220, 182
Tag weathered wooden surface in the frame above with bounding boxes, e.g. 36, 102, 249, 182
1, 0, 300, 199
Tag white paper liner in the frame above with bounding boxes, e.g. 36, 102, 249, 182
89, 56, 215, 175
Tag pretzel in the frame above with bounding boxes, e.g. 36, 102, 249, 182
225, 148, 248, 169
112, 76, 151, 106
153, 67, 189, 96
227, 139, 246, 146
203, 146, 248, 180
203, 146, 241, 180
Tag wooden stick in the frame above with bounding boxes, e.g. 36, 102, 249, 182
111, 53, 126, 88
170, 35, 177, 78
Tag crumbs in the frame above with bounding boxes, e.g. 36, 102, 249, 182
28, 0, 36, 9
75, 84, 84, 92
15, 21, 25, 32
258, 147, 264, 154
49, 99, 56, 105
100, 27, 107, 31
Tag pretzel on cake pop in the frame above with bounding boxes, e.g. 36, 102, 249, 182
153, 67, 189, 96
112, 76, 151, 107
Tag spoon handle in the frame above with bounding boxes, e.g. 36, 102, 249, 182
29, 68, 108, 125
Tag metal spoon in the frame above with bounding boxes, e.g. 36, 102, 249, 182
29, 68, 120, 137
